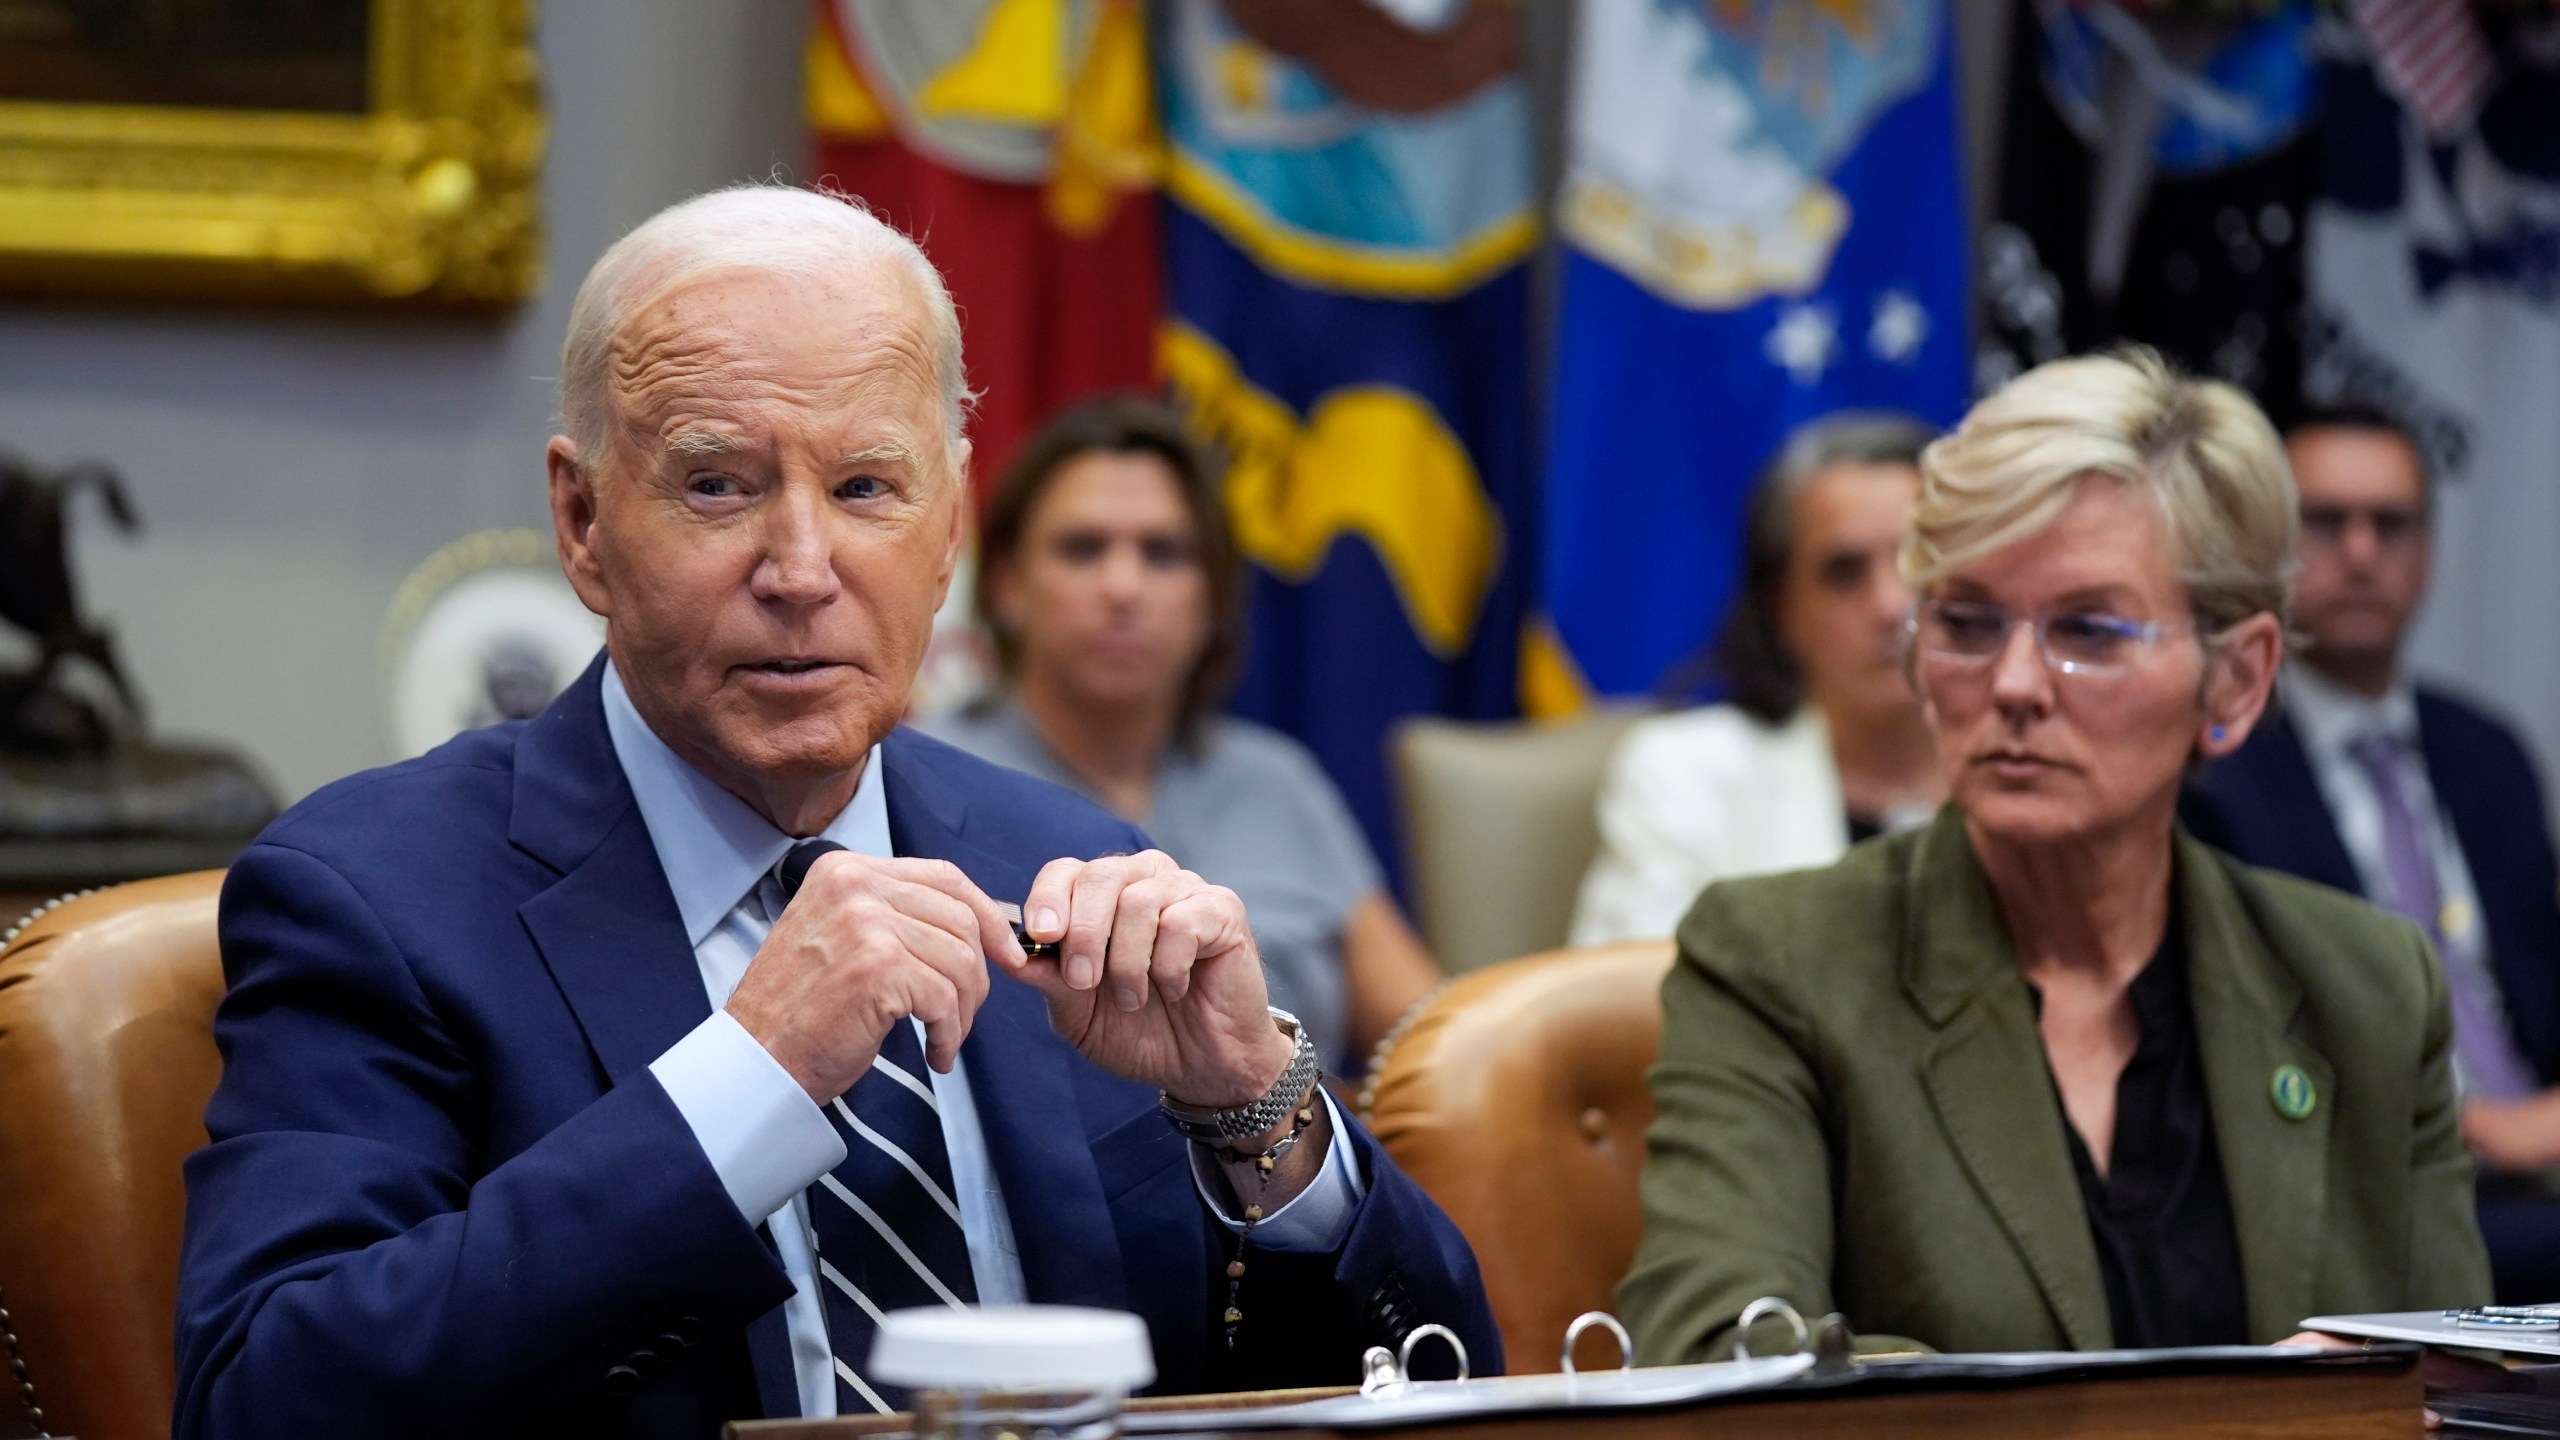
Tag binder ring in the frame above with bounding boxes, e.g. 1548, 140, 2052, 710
1561, 1311, 1633, 1376
1731, 1297, 1809, 1361
1359, 1345, 1402, 1396
1398, 1323, 1470, 1383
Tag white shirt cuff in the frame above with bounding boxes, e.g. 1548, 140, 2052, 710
1188, 1091, 1367, 1253
649, 1010, 846, 1222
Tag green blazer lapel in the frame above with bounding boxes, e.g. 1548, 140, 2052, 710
1902, 812, 2114, 1350
2178, 830, 2335, 1341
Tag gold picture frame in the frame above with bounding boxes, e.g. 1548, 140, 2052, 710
0, 0, 543, 306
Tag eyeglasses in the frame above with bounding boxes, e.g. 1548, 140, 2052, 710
1907, 598, 2195, 675
2300, 503, 2426, 551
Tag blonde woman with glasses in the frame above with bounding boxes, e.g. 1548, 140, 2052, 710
1621, 349, 2490, 1362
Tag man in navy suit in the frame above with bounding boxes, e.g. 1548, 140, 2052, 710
2184, 404, 2560, 1302
173, 186, 1497, 1440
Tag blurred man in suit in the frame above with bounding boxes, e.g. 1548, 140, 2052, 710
2184, 404, 2560, 1301
172, 186, 1496, 1440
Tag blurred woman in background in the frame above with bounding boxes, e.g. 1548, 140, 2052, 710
925, 395, 1441, 1074
1570, 414, 1947, 945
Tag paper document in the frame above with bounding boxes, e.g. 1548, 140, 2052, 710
2306, 1310, 2560, 1358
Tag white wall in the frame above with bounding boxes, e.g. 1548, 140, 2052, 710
0, 0, 810, 800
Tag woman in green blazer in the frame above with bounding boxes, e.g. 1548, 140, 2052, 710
1621, 350, 2491, 1362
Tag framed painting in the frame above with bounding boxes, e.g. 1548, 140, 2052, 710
0, 0, 542, 305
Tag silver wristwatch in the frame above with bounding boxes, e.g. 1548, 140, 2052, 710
1159, 1008, 1321, 1147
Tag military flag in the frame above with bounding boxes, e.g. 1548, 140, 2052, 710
1974, 0, 2322, 418
808, 1, 1162, 494
1156, 0, 1539, 878
2303, 18, 2560, 811
1535, 0, 1972, 706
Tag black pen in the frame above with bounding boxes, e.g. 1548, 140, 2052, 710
996, 900, 1062, 959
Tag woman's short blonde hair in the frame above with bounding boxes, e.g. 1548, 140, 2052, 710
1903, 347, 2297, 635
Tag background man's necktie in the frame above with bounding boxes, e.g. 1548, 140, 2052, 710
771, 838, 980, 1414
2350, 735, 2538, 1101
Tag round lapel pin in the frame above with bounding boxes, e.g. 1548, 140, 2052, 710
2271, 1064, 2317, 1121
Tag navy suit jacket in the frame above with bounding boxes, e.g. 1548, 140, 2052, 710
175, 662, 1498, 1440
2182, 687, 2560, 1085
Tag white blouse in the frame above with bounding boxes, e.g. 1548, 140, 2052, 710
1569, 704, 1853, 945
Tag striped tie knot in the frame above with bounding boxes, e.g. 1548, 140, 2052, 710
769, 837, 980, 1414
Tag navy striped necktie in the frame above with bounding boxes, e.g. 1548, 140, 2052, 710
772, 839, 979, 1415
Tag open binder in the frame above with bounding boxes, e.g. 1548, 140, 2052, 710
1121, 1302, 2420, 1433
1122, 1356, 1813, 1432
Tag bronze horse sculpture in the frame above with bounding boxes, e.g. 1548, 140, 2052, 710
0, 453, 144, 755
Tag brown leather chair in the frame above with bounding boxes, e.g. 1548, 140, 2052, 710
0, 872, 228, 1440
1360, 940, 1675, 1374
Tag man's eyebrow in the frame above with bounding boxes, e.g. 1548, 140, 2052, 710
662, 428, 747, 457
837, 441, 923, 469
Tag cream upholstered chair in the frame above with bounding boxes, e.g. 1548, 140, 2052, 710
1361, 940, 1677, 1372
1388, 709, 1646, 974
0, 872, 229, 1440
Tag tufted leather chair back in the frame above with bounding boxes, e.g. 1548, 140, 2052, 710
1361, 940, 1676, 1374
0, 872, 228, 1440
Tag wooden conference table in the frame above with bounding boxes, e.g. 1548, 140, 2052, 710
730, 1347, 2425, 1440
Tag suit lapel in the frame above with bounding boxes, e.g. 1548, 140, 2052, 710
964, 980, 1133, 1311
743, 1251, 802, 1419
2248, 708, 2364, 895
517, 800, 715, 1085
2179, 832, 2334, 1341
882, 737, 1130, 1315
512, 661, 714, 1087
1901, 812, 2113, 1350
2412, 691, 2488, 865
510, 658, 793, 1410
2415, 697, 2528, 1023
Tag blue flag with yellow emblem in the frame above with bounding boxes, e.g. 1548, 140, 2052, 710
1534, 0, 1971, 705
1157, 0, 1537, 878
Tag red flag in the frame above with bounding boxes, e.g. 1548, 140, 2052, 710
2350, 0, 2495, 139
807, 1, 1161, 502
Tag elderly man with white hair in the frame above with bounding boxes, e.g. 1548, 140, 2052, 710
172, 186, 1498, 1440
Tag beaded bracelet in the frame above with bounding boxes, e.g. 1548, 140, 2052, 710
1216, 1088, 1321, 1351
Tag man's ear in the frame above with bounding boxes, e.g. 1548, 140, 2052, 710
929, 444, 971, 611
985, 543, 1024, 635
547, 435, 612, 619
2198, 611, 2285, 759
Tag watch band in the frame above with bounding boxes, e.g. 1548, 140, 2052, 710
1160, 1008, 1320, 1146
